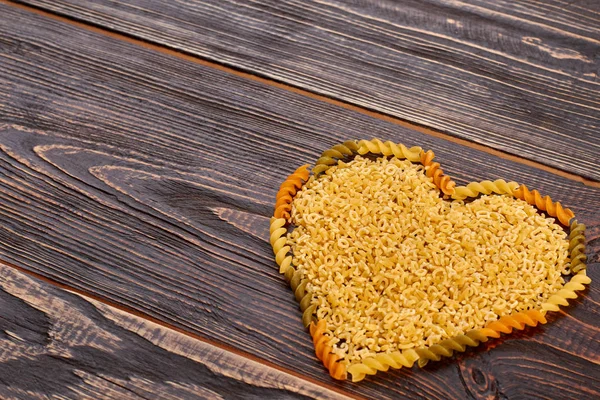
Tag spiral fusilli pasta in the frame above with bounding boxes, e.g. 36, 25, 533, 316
269, 217, 292, 273
414, 329, 500, 368
569, 220, 587, 274
541, 271, 591, 312
274, 165, 310, 220
484, 310, 547, 334
357, 138, 422, 162
513, 184, 575, 226
270, 217, 317, 327
452, 179, 519, 200
347, 350, 419, 382
411, 311, 546, 368
310, 320, 347, 380
313, 141, 359, 176
420, 149, 456, 195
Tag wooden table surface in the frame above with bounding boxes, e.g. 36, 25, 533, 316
0, 0, 598, 398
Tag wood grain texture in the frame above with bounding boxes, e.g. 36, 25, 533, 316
0, 4, 599, 399
12, 0, 600, 181
0, 263, 349, 400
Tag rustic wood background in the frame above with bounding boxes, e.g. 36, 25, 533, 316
12, 0, 600, 181
0, 0, 599, 399
0, 263, 347, 400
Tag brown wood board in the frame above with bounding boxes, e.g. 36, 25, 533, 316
0, 4, 599, 399
11, 0, 600, 181
0, 263, 348, 400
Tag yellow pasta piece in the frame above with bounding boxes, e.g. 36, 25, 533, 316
452, 180, 519, 200
347, 350, 419, 382
357, 138, 422, 161
420, 149, 456, 195
313, 141, 359, 176
269, 217, 317, 327
513, 184, 575, 226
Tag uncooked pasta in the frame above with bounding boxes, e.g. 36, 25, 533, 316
271, 139, 590, 382
287, 156, 571, 366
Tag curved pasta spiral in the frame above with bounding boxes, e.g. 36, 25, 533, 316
269, 217, 292, 274
313, 141, 359, 176
541, 271, 591, 312
420, 149, 456, 195
347, 349, 419, 382
269, 217, 316, 327
512, 185, 575, 226
413, 328, 497, 367
357, 139, 422, 162
524, 216, 591, 315
274, 165, 310, 220
569, 220, 587, 274
452, 180, 519, 201
309, 320, 347, 380
413, 310, 546, 367
484, 310, 547, 334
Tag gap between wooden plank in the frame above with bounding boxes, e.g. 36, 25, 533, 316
0, 258, 362, 400
3, 0, 599, 189
0, 261, 353, 400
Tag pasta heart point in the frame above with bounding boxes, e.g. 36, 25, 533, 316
270, 139, 590, 382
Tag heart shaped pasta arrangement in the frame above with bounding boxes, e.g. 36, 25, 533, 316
269, 139, 590, 382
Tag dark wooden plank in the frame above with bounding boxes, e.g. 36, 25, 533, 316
0, 4, 599, 399
12, 0, 600, 181
0, 263, 348, 400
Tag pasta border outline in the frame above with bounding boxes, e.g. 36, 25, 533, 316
270, 139, 591, 382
